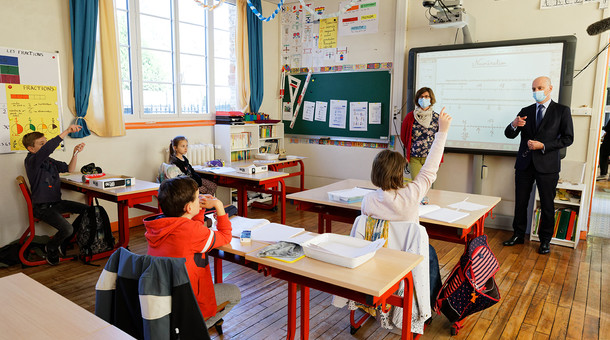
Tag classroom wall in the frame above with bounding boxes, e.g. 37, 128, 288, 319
279, 0, 608, 229
277, 0, 400, 189
0, 0, 280, 248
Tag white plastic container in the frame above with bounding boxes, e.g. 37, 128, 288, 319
327, 187, 373, 204
301, 233, 379, 268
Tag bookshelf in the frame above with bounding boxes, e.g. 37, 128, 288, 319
529, 161, 587, 249
214, 123, 285, 163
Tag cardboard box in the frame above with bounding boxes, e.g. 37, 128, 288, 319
118, 175, 136, 186
91, 177, 126, 190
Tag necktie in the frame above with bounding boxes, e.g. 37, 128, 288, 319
536, 105, 543, 129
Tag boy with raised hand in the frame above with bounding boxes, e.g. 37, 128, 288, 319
22, 124, 88, 265
144, 177, 240, 332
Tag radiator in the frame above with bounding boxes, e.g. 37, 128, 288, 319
164, 143, 216, 166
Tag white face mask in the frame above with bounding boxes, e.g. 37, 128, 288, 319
533, 90, 547, 102
418, 97, 431, 108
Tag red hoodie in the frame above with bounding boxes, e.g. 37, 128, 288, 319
144, 210, 232, 318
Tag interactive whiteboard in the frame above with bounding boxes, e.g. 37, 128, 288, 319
407, 36, 576, 155
0, 46, 63, 153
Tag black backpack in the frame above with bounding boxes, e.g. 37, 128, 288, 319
74, 198, 115, 262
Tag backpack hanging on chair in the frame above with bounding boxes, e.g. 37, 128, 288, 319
74, 198, 115, 262
435, 234, 501, 333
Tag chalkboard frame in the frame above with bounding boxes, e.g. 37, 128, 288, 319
282, 70, 392, 142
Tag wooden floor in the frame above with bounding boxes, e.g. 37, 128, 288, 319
1, 201, 608, 340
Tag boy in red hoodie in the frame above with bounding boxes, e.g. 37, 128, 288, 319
144, 177, 240, 332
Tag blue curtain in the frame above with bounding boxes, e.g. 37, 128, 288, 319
69, 0, 98, 138
247, 0, 264, 113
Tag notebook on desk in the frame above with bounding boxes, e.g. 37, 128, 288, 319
229, 216, 304, 242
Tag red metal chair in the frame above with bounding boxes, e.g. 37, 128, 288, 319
16, 176, 74, 266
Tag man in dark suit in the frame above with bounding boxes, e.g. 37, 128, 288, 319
503, 76, 574, 254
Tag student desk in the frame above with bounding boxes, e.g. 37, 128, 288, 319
0, 273, 133, 339
210, 235, 423, 340
287, 178, 501, 244
230, 157, 306, 210
195, 167, 290, 224
60, 174, 160, 259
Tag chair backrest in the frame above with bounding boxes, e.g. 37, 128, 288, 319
95, 247, 210, 340
351, 215, 427, 252
157, 163, 183, 183
16, 176, 35, 223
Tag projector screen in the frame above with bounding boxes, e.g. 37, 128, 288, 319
407, 36, 576, 155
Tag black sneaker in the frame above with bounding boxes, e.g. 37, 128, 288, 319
45, 245, 60, 265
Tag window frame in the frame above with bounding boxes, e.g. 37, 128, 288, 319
117, 0, 236, 122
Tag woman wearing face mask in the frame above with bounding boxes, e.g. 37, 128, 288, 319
400, 87, 446, 179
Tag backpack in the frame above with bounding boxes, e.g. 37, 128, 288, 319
435, 234, 501, 325
74, 198, 115, 262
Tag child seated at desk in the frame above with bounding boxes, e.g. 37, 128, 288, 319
144, 177, 240, 331
360, 110, 452, 332
23, 124, 88, 266
169, 136, 217, 195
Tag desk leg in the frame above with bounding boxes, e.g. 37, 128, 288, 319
325, 216, 332, 234
402, 272, 414, 340
300, 286, 310, 340
214, 257, 223, 284
317, 213, 324, 234
280, 179, 286, 224
117, 202, 130, 247
237, 186, 248, 217
287, 282, 297, 340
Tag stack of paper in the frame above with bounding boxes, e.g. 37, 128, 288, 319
301, 233, 385, 268
229, 216, 270, 237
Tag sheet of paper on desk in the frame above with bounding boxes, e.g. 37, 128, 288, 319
308, 238, 385, 258
229, 216, 270, 237
202, 166, 235, 174
420, 208, 469, 223
448, 201, 489, 211
251, 223, 305, 243
63, 174, 84, 183
418, 204, 440, 216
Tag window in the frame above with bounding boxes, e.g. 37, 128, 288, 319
116, 0, 237, 119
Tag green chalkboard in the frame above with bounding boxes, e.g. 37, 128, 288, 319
282, 70, 391, 140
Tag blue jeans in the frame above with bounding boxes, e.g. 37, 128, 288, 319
429, 245, 442, 308
33, 200, 89, 250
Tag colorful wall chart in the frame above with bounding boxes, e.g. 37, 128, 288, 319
0, 47, 62, 153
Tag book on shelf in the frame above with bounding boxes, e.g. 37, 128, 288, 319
533, 207, 578, 241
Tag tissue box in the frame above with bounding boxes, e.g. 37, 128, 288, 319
90, 177, 126, 189
237, 164, 268, 174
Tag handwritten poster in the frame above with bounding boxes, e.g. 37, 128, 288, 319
302, 100, 315, 121
369, 102, 381, 124
319, 17, 338, 49
329, 99, 347, 129
6, 84, 59, 150
314, 101, 327, 121
0, 47, 63, 153
349, 102, 367, 131
339, 0, 379, 36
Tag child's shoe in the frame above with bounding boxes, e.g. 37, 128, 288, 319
45, 245, 60, 265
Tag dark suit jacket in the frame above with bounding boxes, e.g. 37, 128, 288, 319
504, 101, 574, 173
